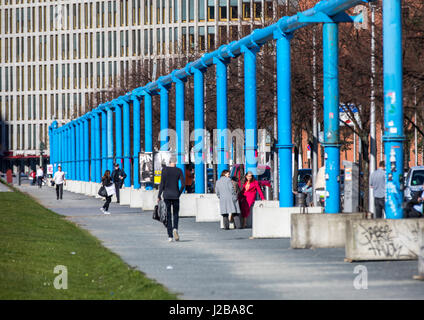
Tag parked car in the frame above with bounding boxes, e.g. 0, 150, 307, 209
404, 166, 424, 201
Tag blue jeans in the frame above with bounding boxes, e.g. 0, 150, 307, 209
164, 199, 179, 238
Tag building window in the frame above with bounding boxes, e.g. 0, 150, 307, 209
219, 2, 227, 21
198, 26, 205, 52
208, 1, 214, 21
207, 26, 215, 50
254, 1, 262, 20
243, 0, 251, 20
230, 0, 238, 20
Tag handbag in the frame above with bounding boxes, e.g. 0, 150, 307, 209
152, 205, 160, 221
98, 185, 107, 197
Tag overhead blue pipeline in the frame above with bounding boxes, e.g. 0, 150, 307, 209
122, 98, 131, 187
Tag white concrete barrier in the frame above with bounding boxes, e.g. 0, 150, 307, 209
119, 187, 131, 205
142, 189, 159, 211
346, 218, 424, 261
84, 182, 93, 196
415, 228, 424, 280
291, 213, 364, 249
196, 197, 221, 222
252, 204, 324, 238
130, 188, 144, 208
180, 193, 216, 217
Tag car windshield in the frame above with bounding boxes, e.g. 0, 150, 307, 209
411, 170, 424, 186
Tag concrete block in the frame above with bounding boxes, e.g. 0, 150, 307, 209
130, 188, 144, 208
142, 189, 159, 211
196, 197, 221, 222
252, 205, 323, 238
180, 193, 216, 217
120, 187, 132, 205
291, 213, 364, 249
346, 218, 424, 261
416, 228, 424, 280
84, 182, 93, 196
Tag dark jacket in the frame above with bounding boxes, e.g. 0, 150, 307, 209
158, 166, 185, 200
111, 168, 127, 185
102, 176, 112, 187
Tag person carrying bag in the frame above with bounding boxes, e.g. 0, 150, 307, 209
99, 170, 115, 214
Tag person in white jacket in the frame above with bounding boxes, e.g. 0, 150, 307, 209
53, 166, 66, 200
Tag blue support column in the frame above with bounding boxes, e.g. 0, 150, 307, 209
79, 120, 84, 181
213, 56, 230, 176
383, 0, 404, 219
115, 102, 123, 168
132, 96, 141, 189
159, 80, 170, 151
172, 71, 187, 179
83, 117, 89, 181
192, 66, 206, 194
75, 121, 81, 181
65, 128, 69, 177
106, 106, 114, 172
101, 109, 108, 176
90, 114, 95, 181
122, 99, 131, 187
323, 22, 341, 214
144, 91, 153, 190
242, 45, 261, 177
274, 30, 293, 207
94, 112, 101, 183
71, 123, 76, 180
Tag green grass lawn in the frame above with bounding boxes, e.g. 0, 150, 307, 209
0, 186, 178, 300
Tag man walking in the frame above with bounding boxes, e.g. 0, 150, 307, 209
111, 163, 126, 203
53, 165, 66, 200
370, 161, 386, 219
36, 166, 44, 188
158, 156, 185, 242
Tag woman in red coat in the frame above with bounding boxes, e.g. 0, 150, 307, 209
239, 171, 265, 228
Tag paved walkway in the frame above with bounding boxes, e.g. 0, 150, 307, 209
11, 181, 424, 299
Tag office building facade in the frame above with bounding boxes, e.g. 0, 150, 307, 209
0, 0, 275, 173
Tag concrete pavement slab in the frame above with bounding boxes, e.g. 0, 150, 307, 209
12, 181, 424, 300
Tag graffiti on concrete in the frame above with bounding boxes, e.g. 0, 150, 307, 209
358, 224, 405, 258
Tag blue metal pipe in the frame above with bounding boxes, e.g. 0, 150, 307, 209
173, 73, 186, 178
115, 102, 123, 168
144, 92, 153, 154
132, 96, 141, 189
242, 45, 260, 177
79, 120, 84, 181
323, 22, 340, 214
94, 112, 101, 183
383, 0, 404, 219
83, 117, 89, 181
275, 31, 293, 207
107, 106, 114, 172
90, 114, 95, 182
214, 56, 230, 176
75, 121, 81, 181
159, 82, 170, 151
144, 92, 153, 190
192, 67, 206, 194
71, 123, 76, 180
122, 100, 131, 187
101, 109, 108, 176
141, 0, 367, 95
